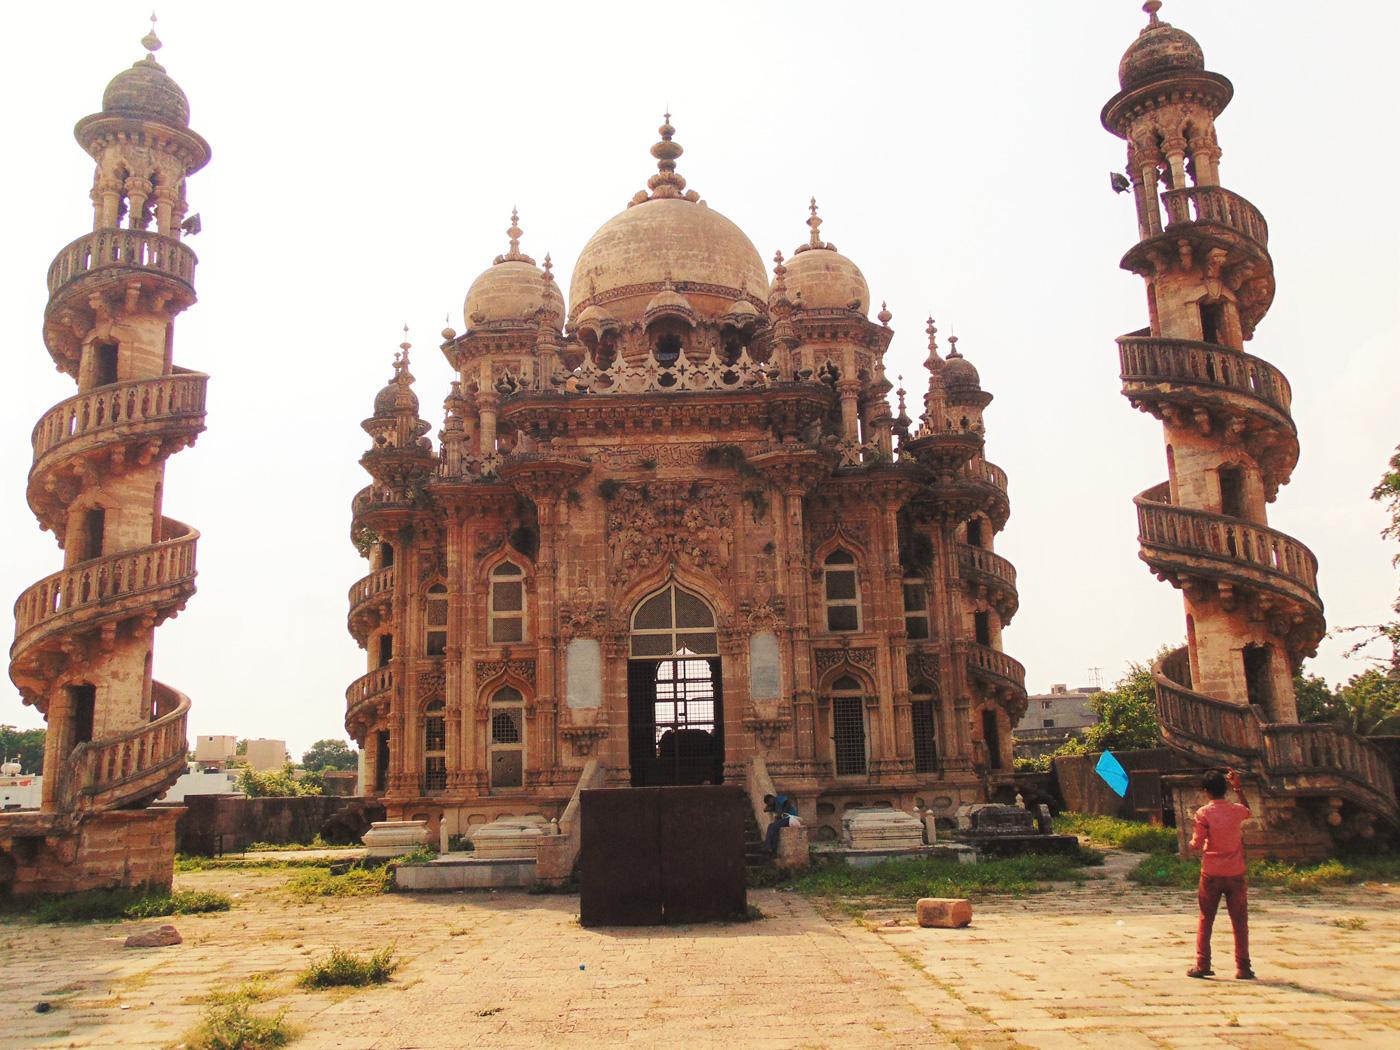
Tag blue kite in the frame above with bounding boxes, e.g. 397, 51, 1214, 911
1095, 751, 1130, 798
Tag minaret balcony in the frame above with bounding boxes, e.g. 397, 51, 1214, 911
345, 666, 394, 741
347, 566, 395, 646
1134, 486, 1324, 656
10, 519, 199, 699
958, 543, 1019, 624
28, 371, 208, 539
1161, 185, 1268, 250
967, 642, 1027, 711
46, 228, 197, 305
55, 682, 191, 815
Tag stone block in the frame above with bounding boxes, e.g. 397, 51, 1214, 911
842, 808, 925, 851
471, 815, 550, 860
124, 924, 182, 948
361, 819, 431, 858
535, 834, 575, 886
775, 824, 809, 870
916, 897, 972, 928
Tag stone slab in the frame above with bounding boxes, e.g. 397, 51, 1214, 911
393, 855, 537, 891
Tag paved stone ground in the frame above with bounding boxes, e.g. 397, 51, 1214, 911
1, 852, 1396, 1049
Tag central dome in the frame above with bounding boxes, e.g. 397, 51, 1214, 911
567, 116, 768, 325
569, 198, 768, 324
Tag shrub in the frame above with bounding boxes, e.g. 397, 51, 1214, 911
1054, 813, 1177, 854
299, 946, 399, 989
186, 982, 292, 1050
791, 853, 1091, 904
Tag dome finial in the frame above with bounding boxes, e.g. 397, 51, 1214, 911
493, 207, 535, 265
877, 301, 892, 326
399, 323, 412, 371
807, 197, 824, 248
142, 11, 162, 53
924, 317, 943, 371
947, 332, 962, 359
645, 111, 691, 201
1143, 1, 1163, 26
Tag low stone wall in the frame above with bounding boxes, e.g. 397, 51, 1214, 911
167, 795, 383, 855
1052, 748, 1191, 819
0, 807, 183, 895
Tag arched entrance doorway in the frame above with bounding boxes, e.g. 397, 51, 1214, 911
627, 584, 723, 786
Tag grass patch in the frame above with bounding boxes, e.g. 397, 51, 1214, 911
186, 980, 292, 1050
1329, 916, 1368, 931
1129, 853, 1400, 891
176, 854, 344, 873
299, 946, 399, 989
26, 887, 231, 923
391, 846, 437, 866
285, 865, 391, 900
245, 836, 359, 853
1054, 812, 1177, 853
790, 853, 1092, 907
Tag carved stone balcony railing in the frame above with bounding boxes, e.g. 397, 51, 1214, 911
543, 345, 776, 397
1161, 185, 1269, 249
1153, 647, 1398, 829
1118, 334, 1292, 420
347, 567, 395, 645
1135, 488, 1321, 615
54, 681, 190, 814
10, 520, 198, 700
345, 666, 394, 738
958, 544, 1019, 623
47, 229, 197, 304
967, 643, 1026, 697
970, 458, 1008, 495
28, 373, 209, 537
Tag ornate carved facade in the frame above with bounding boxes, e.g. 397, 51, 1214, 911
1105, 2, 1396, 851
347, 117, 1026, 840
2, 20, 209, 894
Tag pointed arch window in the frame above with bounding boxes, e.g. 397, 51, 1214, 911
489, 685, 525, 790
489, 563, 526, 644
823, 549, 861, 632
830, 674, 867, 776
629, 585, 717, 658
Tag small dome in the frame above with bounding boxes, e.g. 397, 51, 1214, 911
784, 246, 870, 314
781, 200, 870, 315
645, 282, 696, 326
724, 298, 760, 325
942, 339, 981, 395
1118, 3, 1204, 91
574, 303, 620, 337
102, 55, 190, 126
373, 380, 418, 416
463, 210, 565, 330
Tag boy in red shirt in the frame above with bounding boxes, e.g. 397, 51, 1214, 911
1187, 768, 1255, 980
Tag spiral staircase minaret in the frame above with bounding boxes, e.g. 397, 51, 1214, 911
0, 20, 210, 895
1104, 3, 1396, 851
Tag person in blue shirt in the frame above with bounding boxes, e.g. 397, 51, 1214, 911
763, 793, 799, 854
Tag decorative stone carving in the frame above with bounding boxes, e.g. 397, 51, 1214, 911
605, 480, 733, 582
474, 658, 536, 687
560, 724, 609, 757
814, 646, 877, 679
742, 710, 789, 749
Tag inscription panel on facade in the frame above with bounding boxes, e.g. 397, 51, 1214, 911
566, 637, 602, 709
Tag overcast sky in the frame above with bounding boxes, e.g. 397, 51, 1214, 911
1, 1, 1395, 758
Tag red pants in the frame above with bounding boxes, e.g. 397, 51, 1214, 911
1196, 873, 1250, 971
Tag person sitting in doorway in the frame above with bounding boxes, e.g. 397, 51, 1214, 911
762, 792, 800, 855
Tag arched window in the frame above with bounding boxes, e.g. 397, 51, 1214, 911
911, 681, 938, 774
489, 563, 526, 644
488, 685, 525, 790
830, 674, 867, 776
823, 550, 860, 632
655, 332, 683, 367
422, 699, 446, 792
425, 583, 448, 656
630, 585, 717, 658
377, 633, 393, 668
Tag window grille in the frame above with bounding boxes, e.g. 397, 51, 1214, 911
911, 697, 938, 773
492, 710, 522, 745
903, 577, 929, 640
823, 550, 860, 632
425, 715, 446, 751
423, 756, 447, 792
629, 584, 717, 658
489, 563, 525, 644
832, 695, 867, 776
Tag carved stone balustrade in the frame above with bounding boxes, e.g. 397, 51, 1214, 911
1161, 185, 1269, 248
54, 683, 190, 815
47, 228, 197, 302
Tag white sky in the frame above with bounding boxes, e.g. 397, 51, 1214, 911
1, 1, 1396, 758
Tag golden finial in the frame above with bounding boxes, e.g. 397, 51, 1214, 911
142, 11, 162, 53
877, 301, 892, 326
1143, 1, 1162, 26
507, 207, 522, 256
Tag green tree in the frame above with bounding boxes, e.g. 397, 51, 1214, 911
1340, 445, 1400, 673
1079, 658, 1163, 753
1331, 670, 1400, 736
302, 738, 358, 772
238, 764, 320, 798
1293, 672, 1339, 724
0, 725, 46, 774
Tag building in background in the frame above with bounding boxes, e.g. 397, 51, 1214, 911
195, 735, 238, 766
346, 119, 1027, 842
0, 19, 210, 894
1013, 684, 1101, 759
243, 739, 290, 772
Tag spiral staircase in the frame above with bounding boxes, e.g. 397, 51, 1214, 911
0, 24, 210, 894
1103, 4, 1397, 846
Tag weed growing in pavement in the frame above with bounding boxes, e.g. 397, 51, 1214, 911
176, 854, 343, 873
285, 864, 391, 899
1328, 916, 1368, 931
298, 946, 399, 989
185, 980, 293, 1050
